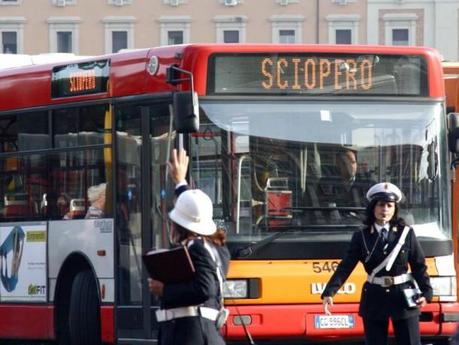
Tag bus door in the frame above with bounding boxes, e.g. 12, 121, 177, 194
115, 100, 173, 344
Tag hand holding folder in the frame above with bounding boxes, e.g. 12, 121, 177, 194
143, 246, 195, 284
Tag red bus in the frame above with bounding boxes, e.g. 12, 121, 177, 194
0, 45, 458, 345
444, 61, 459, 303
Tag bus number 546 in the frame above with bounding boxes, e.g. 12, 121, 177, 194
312, 261, 340, 274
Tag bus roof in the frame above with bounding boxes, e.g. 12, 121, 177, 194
0, 53, 89, 69
0, 44, 445, 112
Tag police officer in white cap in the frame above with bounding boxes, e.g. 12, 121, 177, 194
321, 182, 432, 345
148, 149, 229, 345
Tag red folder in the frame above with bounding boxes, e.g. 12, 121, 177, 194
142, 245, 195, 284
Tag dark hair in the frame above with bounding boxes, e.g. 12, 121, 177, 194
173, 223, 227, 247
209, 228, 227, 247
337, 147, 357, 159
363, 199, 406, 228
173, 223, 191, 243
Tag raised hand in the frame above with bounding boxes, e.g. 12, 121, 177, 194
167, 148, 189, 184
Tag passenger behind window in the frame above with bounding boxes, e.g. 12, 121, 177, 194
57, 193, 72, 219
85, 183, 106, 219
315, 147, 375, 222
317, 147, 375, 206
42, 192, 59, 220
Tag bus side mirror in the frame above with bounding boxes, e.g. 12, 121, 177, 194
173, 91, 199, 133
448, 112, 459, 153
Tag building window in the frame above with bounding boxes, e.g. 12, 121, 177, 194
0, 17, 25, 53
57, 31, 72, 53
2, 31, 16, 53
220, 0, 240, 6
275, 0, 299, 6
332, 0, 357, 4
326, 14, 360, 44
103, 16, 135, 53
0, 0, 21, 5
112, 31, 127, 52
168, 30, 183, 45
279, 29, 295, 43
108, 0, 132, 6
392, 28, 409, 46
335, 29, 352, 44
223, 30, 239, 43
383, 13, 417, 46
52, 0, 76, 6
48, 17, 81, 54
163, 0, 187, 6
269, 15, 303, 44
158, 16, 190, 46
214, 16, 247, 43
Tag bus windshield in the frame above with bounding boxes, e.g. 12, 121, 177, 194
190, 99, 449, 248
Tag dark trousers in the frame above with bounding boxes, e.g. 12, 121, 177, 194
363, 316, 421, 345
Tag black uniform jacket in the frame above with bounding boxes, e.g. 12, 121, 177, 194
164, 183, 230, 309
159, 239, 230, 345
321, 223, 433, 320
161, 239, 230, 310
157, 184, 230, 345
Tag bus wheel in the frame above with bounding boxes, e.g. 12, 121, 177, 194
69, 270, 101, 345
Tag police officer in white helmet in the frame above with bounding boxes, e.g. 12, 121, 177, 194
321, 182, 432, 345
148, 149, 230, 345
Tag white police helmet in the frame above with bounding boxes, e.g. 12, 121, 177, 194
169, 189, 217, 236
366, 182, 403, 203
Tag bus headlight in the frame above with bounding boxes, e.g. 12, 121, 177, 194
223, 279, 248, 298
430, 276, 455, 296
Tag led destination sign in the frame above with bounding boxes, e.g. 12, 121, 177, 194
261, 56, 373, 91
52, 59, 110, 98
209, 53, 427, 96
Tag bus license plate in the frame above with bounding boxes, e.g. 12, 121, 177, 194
314, 315, 355, 329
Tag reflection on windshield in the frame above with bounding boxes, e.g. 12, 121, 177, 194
190, 100, 448, 241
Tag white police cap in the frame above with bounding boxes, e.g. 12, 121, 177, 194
169, 189, 217, 236
366, 182, 403, 203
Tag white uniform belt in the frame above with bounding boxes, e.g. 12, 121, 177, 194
367, 273, 411, 287
155, 306, 220, 322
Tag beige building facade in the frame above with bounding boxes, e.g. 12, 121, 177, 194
367, 0, 459, 61
0, 0, 366, 55
0, 0, 458, 60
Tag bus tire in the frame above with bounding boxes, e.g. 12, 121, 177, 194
69, 270, 101, 345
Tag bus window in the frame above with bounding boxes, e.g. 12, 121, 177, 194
54, 105, 108, 148
0, 153, 47, 220
115, 102, 173, 307
196, 99, 448, 238
4, 193, 29, 218
0, 111, 49, 152
0, 111, 49, 220
48, 148, 109, 220
188, 122, 226, 228
115, 105, 143, 305
150, 104, 176, 248
49, 104, 111, 220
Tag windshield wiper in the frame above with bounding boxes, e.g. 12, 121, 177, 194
233, 230, 295, 258
288, 206, 366, 212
